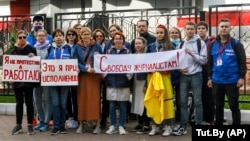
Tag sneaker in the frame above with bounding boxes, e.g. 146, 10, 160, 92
119, 126, 127, 135
172, 124, 187, 136
76, 125, 84, 134
50, 127, 60, 135
136, 126, 150, 134
131, 124, 143, 132
106, 125, 118, 134
93, 126, 101, 134
12, 124, 22, 135
148, 125, 160, 136
67, 117, 73, 128
39, 124, 49, 132
27, 125, 35, 135
34, 123, 43, 130
68, 120, 78, 129
162, 126, 172, 136
60, 127, 67, 134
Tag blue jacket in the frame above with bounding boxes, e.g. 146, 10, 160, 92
27, 31, 53, 46
105, 47, 131, 87
208, 36, 246, 84
47, 43, 71, 59
73, 40, 102, 73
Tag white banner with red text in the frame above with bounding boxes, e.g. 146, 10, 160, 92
2, 55, 41, 82
41, 59, 78, 86
94, 49, 187, 73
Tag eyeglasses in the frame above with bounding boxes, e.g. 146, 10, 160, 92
95, 35, 103, 38
170, 32, 179, 34
18, 36, 26, 39
67, 33, 76, 36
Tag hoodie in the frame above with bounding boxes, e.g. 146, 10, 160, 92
177, 34, 207, 75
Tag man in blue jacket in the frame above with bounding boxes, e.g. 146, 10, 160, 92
26, 15, 53, 46
207, 18, 246, 125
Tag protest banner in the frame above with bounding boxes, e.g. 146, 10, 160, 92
41, 59, 78, 86
2, 55, 41, 82
94, 49, 188, 73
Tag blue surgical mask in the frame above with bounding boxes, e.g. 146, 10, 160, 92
171, 38, 181, 46
34, 25, 42, 32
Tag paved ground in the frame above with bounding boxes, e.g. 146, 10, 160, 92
0, 115, 191, 141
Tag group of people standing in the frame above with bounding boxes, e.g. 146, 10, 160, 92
10, 15, 246, 137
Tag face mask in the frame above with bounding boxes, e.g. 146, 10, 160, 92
171, 38, 181, 46
34, 25, 42, 32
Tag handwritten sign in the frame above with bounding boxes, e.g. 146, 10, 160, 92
94, 49, 187, 73
2, 55, 41, 82
41, 59, 78, 86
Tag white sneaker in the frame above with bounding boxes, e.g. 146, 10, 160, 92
76, 125, 84, 134
69, 120, 78, 129
93, 127, 101, 134
148, 125, 160, 136
67, 117, 73, 128
106, 125, 117, 134
162, 126, 172, 136
119, 126, 127, 135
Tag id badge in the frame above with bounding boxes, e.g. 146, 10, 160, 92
217, 57, 222, 66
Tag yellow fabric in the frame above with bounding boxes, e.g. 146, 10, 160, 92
144, 72, 174, 124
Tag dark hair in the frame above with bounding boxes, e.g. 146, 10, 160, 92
33, 15, 44, 22
156, 24, 172, 51
65, 28, 79, 44
137, 19, 149, 26
73, 23, 82, 29
92, 28, 106, 44
52, 29, 65, 38
197, 21, 208, 30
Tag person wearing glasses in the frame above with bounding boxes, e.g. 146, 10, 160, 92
104, 24, 131, 53
32, 29, 53, 132
27, 15, 53, 46
73, 27, 103, 134
104, 31, 133, 135
11, 30, 37, 135
65, 28, 79, 129
92, 28, 109, 128
73, 23, 83, 38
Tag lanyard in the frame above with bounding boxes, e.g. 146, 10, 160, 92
53, 47, 64, 59
218, 37, 231, 56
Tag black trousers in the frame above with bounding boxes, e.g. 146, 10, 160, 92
100, 82, 109, 126
202, 73, 214, 123
212, 82, 241, 125
14, 87, 34, 125
66, 86, 78, 121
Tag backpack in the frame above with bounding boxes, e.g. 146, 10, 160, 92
180, 38, 202, 54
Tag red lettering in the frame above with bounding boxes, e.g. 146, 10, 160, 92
4, 56, 9, 64
58, 65, 63, 71
100, 56, 107, 72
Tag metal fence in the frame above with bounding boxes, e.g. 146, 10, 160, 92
54, 6, 199, 42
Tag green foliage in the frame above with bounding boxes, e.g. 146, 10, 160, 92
224, 95, 250, 110
0, 95, 16, 103
6, 25, 17, 54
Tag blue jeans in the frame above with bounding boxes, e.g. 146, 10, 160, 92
50, 86, 69, 128
179, 72, 203, 125
33, 86, 53, 123
109, 101, 127, 127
